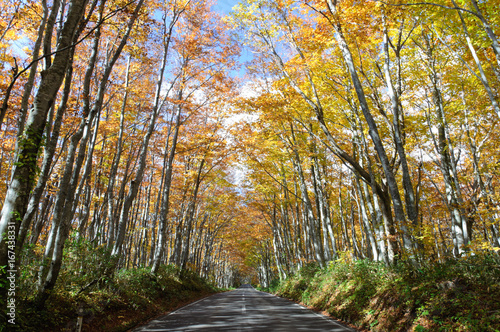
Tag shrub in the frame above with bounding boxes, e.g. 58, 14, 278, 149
274, 254, 500, 331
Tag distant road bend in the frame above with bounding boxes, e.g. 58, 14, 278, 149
132, 284, 356, 331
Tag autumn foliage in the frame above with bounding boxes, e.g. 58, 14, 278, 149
0, 0, 500, 330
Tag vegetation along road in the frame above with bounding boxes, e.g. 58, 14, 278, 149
1, 0, 500, 330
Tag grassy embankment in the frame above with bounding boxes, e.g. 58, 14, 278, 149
6, 238, 218, 332
261, 254, 500, 332
11, 266, 216, 332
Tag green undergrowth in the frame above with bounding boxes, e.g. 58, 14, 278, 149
11, 265, 216, 332
273, 254, 500, 332
5, 238, 217, 332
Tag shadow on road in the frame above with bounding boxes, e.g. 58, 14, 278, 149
132, 284, 356, 331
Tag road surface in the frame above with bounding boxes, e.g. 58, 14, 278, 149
132, 284, 356, 331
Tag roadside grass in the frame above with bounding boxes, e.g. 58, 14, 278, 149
273, 254, 500, 331
10, 238, 218, 332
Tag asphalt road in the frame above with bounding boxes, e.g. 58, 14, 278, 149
132, 284, 356, 331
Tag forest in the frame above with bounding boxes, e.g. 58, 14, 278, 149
0, 0, 499, 330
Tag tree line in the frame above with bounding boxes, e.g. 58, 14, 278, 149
228, 0, 500, 286
0, 0, 243, 309
1, 0, 499, 304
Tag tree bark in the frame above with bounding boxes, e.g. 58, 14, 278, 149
0, 1, 88, 304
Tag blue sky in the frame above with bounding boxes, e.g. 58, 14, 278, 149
213, 0, 240, 15
211, 0, 254, 79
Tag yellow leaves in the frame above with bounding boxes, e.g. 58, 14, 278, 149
233, 1, 259, 18
334, 250, 354, 265
467, 239, 500, 255
2, 29, 19, 43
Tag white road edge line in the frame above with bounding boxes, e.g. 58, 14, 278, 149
255, 288, 355, 331
294, 302, 355, 331
166, 293, 215, 316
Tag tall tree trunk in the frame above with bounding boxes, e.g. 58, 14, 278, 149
381, 13, 417, 253
326, 0, 408, 237
148, 5, 187, 272
16, 46, 76, 257
450, 0, 500, 117
0, 0, 88, 305
36, 0, 145, 306
180, 158, 205, 270
151, 96, 183, 273
290, 140, 324, 266
422, 34, 469, 256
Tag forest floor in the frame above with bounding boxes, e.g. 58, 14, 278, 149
11, 255, 500, 331
13, 266, 219, 332
81, 289, 215, 332
261, 254, 500, 332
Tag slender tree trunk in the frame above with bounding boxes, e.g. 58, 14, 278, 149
148, 5, 187, 272
326, 0, 408, 233
381, 13, 417, 253
16, 47, 76, 256
36, 0, 144, 306
0, 0, 87, 269
450, 0, 500, 117
151, 100, 183, 272
1, 0, 88, 307
422, 36, 468, 255
180, 158, 205, 269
